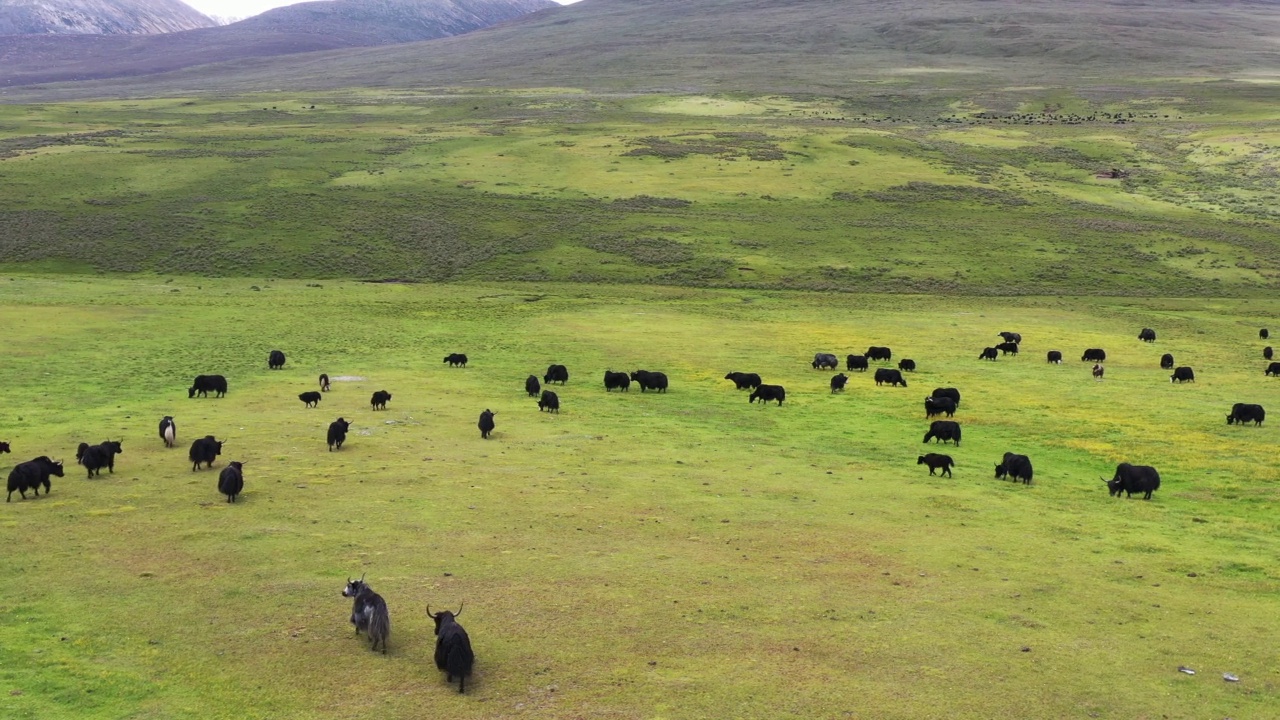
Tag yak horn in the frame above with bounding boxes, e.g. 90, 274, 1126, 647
426, 604, 436, 619
359, 572, 365, 583
455, 602, 464, 618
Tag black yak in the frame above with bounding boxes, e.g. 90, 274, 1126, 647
1170, 367, 1195, 383
749, 385, 785, 405
1081, 349, 1106, 362
525, 375, 541, 397
874, 368, 907, 387
830, 373, 849, 393
630, 370, 668, 393
268, 350, 286, 369
898, 358, 916, 372
1105, 463, 1160, 500
538, 391, 560, 413
299, 392, 322, 408
724, 372, 762, 389
327, 418, 351, 451
866, 346, 892, 362
846, 355, 868, 372
995, 453, 1033, 484
917, 453, 954, 478
1047, 350, 1062, 364
1160, 353, 1174, 370
544, 364, 569, 384
978, 347, 998, 361
188, 374, 227, 398
932, 388, 961, 407
218, 461, 244, 502
604, 371, 631, 392
6, 456, 63, 502
1138, 328, 1156, 342
429, 605, 475, 693
923, 421, 961, 446
995, 342, 1019, 356
78, 440, 122, 478
924, 396, 956, 418
370, 390, 392, 410
189, 435, 224, 471
444, 353, 468, 368
1227, 403, 1265, 426
478, 409, 496, 439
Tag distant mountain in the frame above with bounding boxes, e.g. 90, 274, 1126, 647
0, 0, 214, 35
0, 0, 556, 86
237, 0, 557, 45
16, 0, 1280, 99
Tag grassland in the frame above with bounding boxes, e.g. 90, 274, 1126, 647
4, 86, 1280, 297
1, 276, 1278, 719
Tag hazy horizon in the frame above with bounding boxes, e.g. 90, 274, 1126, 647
185, 0, 579, 22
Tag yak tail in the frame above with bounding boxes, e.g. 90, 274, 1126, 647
368, 600, 390, 654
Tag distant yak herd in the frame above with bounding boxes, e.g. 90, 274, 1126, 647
4, 326, 1276, 690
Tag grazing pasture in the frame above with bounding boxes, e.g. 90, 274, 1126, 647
0, 276, 1278, 719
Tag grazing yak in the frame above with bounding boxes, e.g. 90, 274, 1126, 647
874, 368, 907, 387
6, 456, 63, 502
370, 390, 392, 410
923, 420, 961, 446
1160, 353, 1174, 370
630, 370, 668, 393
846, 355, 869, 372
978, 347, 998, 361
995, 342, 1019, 356
1262, 328, 1270, 340
1092, 363, 1105, 381
604, 371, 631, 392
749, 384, 785, 405
525, 375, 541, 397
478, 409, 496, 439
343, 576, 390, 654
932, 388, 961, 407
538, 390, 560, 413
1105, 463, 1160, 500
299, 392, 322, 408
1170, 367, 1195, 383
444, 353, 468, 368
866, 346, 892, 362
544, 364, 569, 385
1081, 348, 1106, 362
1227, 403, 1265, 426
998, 331, 1022, 344
188, 374, 228, 398
830, 373, 849, 393
995, 453, 1033, 484
924, 396, 956, 418
0, 441, 8, 454
429, 605, 475, 693
78, 440, 123, 478
917, 453, 954, 478
1046, 351, 1062, 364
159, 417, 176, 448
1267, 362, 1280, 377
189, 435, 224, 471
268, 350, 286, 370
1138, 328, 1157, 342
327, 419, 351, 451
218, 461, 245, 503
319, 373, 331, 392
724, 372, 762, 390
1265, 347, 1274, 361
812, 353, 839, 370
898, 359, 916, 372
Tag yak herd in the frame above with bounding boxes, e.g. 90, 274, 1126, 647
3, 325, 1275, 691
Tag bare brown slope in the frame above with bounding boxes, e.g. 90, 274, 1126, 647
0, 0, 557, 88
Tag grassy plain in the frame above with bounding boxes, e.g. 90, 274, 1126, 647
1, 276, 1278, 719
3, 88, 1280, 295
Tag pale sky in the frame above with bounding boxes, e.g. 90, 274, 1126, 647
186, 0, 580, 22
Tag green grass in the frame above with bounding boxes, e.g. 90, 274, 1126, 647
3, 89, 1280, 296
1, 276, 1278, 719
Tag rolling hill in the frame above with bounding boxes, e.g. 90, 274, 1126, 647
0, 0, 557, 87
0, 0, 213, 35
9, 0, 1280, 98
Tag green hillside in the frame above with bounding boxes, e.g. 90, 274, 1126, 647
3, 88, 1280, 295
